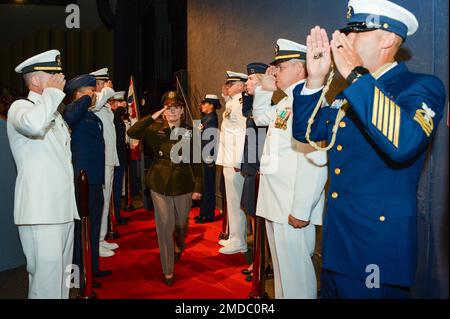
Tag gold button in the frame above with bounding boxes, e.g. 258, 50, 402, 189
335, 168, 341, 175
339, 122, 346, 128
383, 23, 389, 29
331, 192, 338, 199
337, 145, 343, 152
379, 215, 386, 222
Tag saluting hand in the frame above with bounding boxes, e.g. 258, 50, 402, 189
104, 80, 113, 89
192, 193, 202, 200
330, 30, 364, 80
261, 66, 277, 92
45, 73, 66, 91
306, 26, 332, 89
221, 84, 230, 98
288, 214, 310, 229
152, 106, 167, 120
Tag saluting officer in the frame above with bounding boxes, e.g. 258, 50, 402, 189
195, 94, 221, 224
63, 74, 113, 281
216, 71, 249, 255
89, 68, 119, 257
7, 50, 79, 298
127, 91, 202, 286
293, 0, 446, 298
253, 39, 328, 299
109, 91, 130, 225
239, 62, 269, 279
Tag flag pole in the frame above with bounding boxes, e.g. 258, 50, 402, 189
130, 76, 151, 211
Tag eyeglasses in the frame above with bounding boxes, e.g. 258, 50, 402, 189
275, 64, 293, 72
165, 106, 182, 112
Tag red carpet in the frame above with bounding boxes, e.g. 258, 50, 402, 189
96, 207, 251, 299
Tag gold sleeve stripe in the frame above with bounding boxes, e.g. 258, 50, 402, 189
414, 116, 433, 131
393, 105, 400, 147
377, 90, 385, 130
372, 87, 380, 125
414, 118, 432, 136
371, 86, 401, 148
382, 95, 390, 136
414, 111, 433, 136
388, 100, 395, 142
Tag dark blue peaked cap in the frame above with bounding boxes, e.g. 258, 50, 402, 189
65, 74, 96, 96
247, 62, 269, 75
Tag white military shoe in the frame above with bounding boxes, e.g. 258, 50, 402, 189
219, 245, 247, 255
99, 246, 115, 257
100, 240, 119, 250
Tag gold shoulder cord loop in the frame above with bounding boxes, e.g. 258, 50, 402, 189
305, 65, 347, 151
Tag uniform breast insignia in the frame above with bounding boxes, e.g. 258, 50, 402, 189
223, 107, 232, 120
331, 99, 347, 109
414, 102, 435, 137
274, 109, 291, 130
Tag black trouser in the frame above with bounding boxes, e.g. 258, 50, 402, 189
199, 162, 216, 218
73, 184, 104, 274
113, 165, 125, 221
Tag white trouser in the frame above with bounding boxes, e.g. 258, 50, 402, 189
266, 220, 317, 299
223, 167, 246, 248
100, 165, 115, 241
18, 222, 74, 299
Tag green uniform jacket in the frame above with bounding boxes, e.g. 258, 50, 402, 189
127, 115, 203, 196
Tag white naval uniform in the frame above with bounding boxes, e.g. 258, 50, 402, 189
216, 93, 248, 250
253, 81, 328, 299
7, 88, 80, 299
92, 87, 119, 242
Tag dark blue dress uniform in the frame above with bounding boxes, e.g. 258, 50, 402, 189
63, 75, 107, 276
240, 62, 269, 217
113, 107, 128, 223
292, 63, 446, 297
240, 93, 267, 216
199, 111, 219, 220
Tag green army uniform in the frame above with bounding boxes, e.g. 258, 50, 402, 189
127, 112, 203, 280
127, 115, 202, 196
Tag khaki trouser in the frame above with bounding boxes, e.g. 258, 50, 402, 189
150, 190, 192, 275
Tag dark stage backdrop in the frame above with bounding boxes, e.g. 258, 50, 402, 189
0, 117, 24, 272
187, 0, 449, 298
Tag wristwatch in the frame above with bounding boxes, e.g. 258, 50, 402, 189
346, 66, 370, 85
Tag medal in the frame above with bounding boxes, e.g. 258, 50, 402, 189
274, 109, 291, 130
223, 107, 232, 119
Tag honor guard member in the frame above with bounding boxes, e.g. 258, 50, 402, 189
7, 50, 79, 298
239, 62, 269, 278
293, 0, 446, 298
253, 39, 328, 299
216, 71, 249, 254
63, 75, 113, 280
89, 68, 119, 257
127, 91, 202, 285
109, 91, 130, 225
195, 94, 221, 224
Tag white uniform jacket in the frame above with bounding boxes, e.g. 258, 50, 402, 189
7, 89, 79, 225
253, 81, 328, 225
216, 93, 247, 169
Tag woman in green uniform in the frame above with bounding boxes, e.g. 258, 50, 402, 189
127, 91, 202, 286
